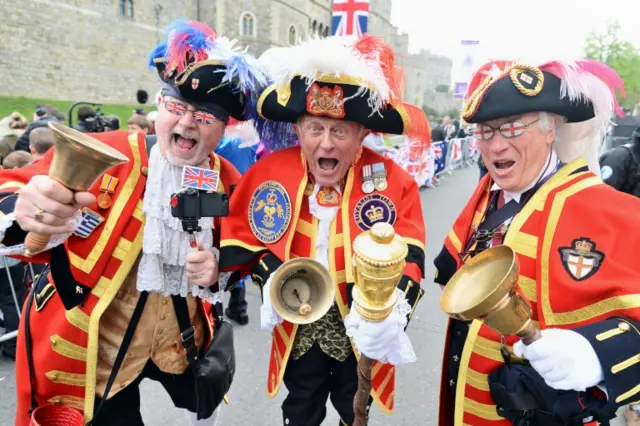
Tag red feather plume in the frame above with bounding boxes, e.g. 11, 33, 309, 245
353, 35, 404, 105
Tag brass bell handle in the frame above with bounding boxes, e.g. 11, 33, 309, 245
519, 321, 542, 345
24, 233, 52, 257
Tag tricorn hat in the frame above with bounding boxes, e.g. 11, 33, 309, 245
148, 19, 267, 122
256, 35, 427, 139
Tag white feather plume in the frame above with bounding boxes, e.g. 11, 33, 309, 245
224, 120, 261, 148
258, 36, 392, 113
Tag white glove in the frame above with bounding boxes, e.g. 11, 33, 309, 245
345, 289, 417, 365
260, 274, 283, 331
513, 328, 604, 392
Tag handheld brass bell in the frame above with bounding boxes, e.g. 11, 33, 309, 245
269, 257, 335, 324
24, 122, 130, 256
439, 245, 541, 345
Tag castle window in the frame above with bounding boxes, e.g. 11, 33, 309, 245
312, 20, 317, 34
289, 26, 297, 45
240, 12, 256, 37
324, 26, 329, 37
119, 0, 134, 18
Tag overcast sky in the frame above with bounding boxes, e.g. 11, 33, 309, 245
390, 0, 639, 77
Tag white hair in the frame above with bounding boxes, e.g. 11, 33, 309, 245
538, 111, 603, 173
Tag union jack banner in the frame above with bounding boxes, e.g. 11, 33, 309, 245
331, 0, 369, 37
182, 166, 220, 191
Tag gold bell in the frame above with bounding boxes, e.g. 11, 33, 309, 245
270, 257, 335, 324
439, 245, 541, 345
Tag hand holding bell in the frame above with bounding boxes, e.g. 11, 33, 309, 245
15, 123, 129, 256
439, 245, 541, 345
14, 176, 95, 237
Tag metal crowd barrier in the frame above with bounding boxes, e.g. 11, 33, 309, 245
0, 257, 35, 343
432, 137, 480, 180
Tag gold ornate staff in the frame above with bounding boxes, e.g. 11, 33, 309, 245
351, 222, 408, 426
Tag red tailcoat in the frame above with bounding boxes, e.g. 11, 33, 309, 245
435, 159, 640, 426
0, 131, 240, 425
219, 146, 427, 413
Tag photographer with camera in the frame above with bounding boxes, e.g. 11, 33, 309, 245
73, 106, 97, 133
0, 20, 266, 426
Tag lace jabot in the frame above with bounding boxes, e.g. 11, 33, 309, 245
136, 145, 222, 304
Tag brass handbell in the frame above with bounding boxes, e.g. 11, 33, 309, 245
24, 122, 130, 256
269, 257, 335, 324
439, 245, 541, 345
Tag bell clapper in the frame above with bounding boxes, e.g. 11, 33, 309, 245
293, 288, 312, 316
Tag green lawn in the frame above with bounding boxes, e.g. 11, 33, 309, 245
0, 96, 156, 128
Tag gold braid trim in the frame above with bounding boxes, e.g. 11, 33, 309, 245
462, 63, 544, 120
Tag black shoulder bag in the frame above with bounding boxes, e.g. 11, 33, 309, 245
171, 291, 236, 420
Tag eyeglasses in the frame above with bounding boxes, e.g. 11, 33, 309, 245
473, 119, 540, 140
163, 98, 218, 125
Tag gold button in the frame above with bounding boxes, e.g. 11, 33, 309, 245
155, 341, 160, 347
161, 300, 168, 305
158, 329, 163, 335
280, 94, 287, 100
52, 398, 61, 404
141, 166, 149, 176
160, 314, 166, 320
51, 373, 59, 381
618, 322, 631, 332
50, 337, 56, 347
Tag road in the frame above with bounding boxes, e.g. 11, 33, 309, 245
0, 166, 479, 426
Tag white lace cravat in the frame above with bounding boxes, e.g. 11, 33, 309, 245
136, 145, 224, 304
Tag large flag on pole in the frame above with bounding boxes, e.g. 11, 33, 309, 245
331, 0, 369, 37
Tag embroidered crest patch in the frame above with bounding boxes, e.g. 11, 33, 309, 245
74, 208, 105, 239
249, 181, 292, 244
558, 237, 605, 281
306, 83, 346, 119
354, 194, 397, 231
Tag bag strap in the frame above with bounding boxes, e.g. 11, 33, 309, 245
91, 291, 148, 421
172, 295, 199, 367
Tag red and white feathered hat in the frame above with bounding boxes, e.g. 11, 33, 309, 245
462, 59, 625, 172
256, 35, 427, 138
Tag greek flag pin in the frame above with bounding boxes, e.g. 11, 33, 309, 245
74, 208, 105, 239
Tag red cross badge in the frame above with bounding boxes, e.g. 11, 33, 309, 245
559, 238, 605, 281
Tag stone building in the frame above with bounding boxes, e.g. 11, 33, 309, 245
0, 0, 454, 110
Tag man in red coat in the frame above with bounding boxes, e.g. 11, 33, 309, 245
0, 19, 266, 426
220, 35, 430, 425
435, 60, 640, 425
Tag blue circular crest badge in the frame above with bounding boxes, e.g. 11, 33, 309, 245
600, 165, 613, 181
354, 194, 397, 231
249, 181, 292, 244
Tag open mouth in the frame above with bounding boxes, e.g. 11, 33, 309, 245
494, 160, 515, 170
318, 157, 338, 172
173, 133, 198, 153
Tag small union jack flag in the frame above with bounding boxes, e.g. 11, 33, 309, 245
182, 166, 220, 191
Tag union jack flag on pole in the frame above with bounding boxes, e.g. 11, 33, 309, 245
331, 0, 369, 37
182, 166, 220, 191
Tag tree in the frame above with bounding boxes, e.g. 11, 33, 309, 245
585, 20, 640, 109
